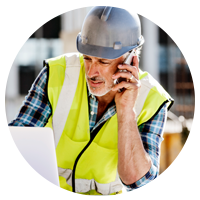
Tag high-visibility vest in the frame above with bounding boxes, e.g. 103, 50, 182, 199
44, 53, 173, 195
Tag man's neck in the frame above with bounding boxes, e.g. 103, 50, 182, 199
96, 90, 116, 107
95, 90, 117, 122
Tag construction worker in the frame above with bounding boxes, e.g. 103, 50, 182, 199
9, 6, 174, 195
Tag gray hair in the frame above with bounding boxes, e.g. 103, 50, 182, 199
123, 46, 142, 62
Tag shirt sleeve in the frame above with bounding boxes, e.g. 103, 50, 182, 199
122, 104, 167, 191
8, 66, 52, 127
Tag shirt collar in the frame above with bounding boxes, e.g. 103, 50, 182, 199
88, 90, 97, 101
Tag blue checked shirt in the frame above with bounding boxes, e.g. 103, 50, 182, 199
9, 66, 167, 191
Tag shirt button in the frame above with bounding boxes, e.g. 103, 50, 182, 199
91, 111, 94, 115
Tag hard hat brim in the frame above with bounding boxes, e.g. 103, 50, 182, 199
76, 34, 138, 59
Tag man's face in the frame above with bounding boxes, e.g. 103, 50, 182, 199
83, 55, 125, 97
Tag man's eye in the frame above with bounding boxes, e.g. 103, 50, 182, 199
100, 61, 110, 64
83, 57, 91, 61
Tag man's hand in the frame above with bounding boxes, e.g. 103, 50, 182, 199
112, 56, 141, 115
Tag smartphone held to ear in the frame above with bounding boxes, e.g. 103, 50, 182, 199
113, 50, 136, 92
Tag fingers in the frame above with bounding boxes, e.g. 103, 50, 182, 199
129, 74, 139, 83
118, 64, 139, 80
113, 64, 139, 82
112, 80, 141, 92
131, 55, 139, 69
112, 61, 141, 92
112, 71, 132, 81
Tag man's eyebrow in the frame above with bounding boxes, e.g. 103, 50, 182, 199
83, 55, 112, 62
99, 57, 113, 61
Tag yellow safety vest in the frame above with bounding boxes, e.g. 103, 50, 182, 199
44, 53, 173, 195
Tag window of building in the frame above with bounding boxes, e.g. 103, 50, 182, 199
158, 27, 194, 118
17, 4, 62, 95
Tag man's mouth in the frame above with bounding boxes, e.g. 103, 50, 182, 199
87, 77, 105, 87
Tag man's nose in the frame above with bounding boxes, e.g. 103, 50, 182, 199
87, 62, 100, 78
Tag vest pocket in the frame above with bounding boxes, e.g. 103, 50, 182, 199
56, 134, 88, 169
76, 141, 118, 183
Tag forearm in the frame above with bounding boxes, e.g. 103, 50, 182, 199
8, 100, 51, 127
121, 104, 167, 190
8, 67, 51, 127
117, 108, 151, 185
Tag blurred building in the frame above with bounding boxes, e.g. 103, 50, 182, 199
136, 4, 196, 118
158, 29, 194, 119
6, 7, 91, 121
141, 16, 194, 174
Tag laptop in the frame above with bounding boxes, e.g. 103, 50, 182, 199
3, 126, 61, 197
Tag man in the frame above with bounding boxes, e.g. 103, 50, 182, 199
9, 6, 173, 195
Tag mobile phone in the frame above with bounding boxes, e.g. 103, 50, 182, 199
113, 50, 136, 92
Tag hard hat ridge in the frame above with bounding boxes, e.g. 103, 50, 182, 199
101, 6, 112, 21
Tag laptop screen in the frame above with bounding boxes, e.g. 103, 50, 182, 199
3, 126, 60, 197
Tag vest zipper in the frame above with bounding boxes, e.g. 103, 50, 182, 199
71, 122, 106, 193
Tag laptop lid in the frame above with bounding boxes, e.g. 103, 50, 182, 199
3, 126, 60, 197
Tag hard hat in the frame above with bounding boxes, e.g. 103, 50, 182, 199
76, 6, 144, 59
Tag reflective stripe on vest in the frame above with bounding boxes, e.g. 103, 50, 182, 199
44, 53, 173, 195
58, 167, 122, 194
46, 53, 81, 147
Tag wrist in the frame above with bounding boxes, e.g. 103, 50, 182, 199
116, 106, 137, 122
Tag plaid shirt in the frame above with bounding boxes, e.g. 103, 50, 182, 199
9, 66, 167, 191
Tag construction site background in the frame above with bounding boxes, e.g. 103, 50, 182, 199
5, 7, 194, 175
